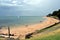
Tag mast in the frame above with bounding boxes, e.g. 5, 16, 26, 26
18, 16, 19, 19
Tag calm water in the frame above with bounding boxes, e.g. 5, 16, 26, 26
0, 16, 45, 27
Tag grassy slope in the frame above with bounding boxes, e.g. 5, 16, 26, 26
27, 23, 60, 40
0, 38, 5, 40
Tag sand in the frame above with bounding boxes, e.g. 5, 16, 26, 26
0, 17, 60, 38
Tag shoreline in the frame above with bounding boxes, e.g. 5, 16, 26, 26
0, 17, 60, 38
0, 16, 46, 28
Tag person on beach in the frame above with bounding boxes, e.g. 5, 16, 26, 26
25, 25, 28, 27
40, 21, 42, 23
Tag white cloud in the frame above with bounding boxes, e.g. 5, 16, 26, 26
0, 0, 43, 6
23, 0, 42, 5
12, 0, 17, 4
0, 3, 13, 6
0, 0, 23, 6
11, 0, 17, 6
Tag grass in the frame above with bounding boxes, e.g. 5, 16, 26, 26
27, 29, 60, 40
26, 23, 60, 40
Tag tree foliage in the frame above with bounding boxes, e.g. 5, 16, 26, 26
47, 9, 60, 19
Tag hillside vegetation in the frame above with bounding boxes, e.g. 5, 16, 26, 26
47, 9, 60, 19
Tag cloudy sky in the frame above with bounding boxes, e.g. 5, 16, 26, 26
0, 0, 60, 16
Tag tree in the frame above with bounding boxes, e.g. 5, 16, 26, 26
47, 13, 52, 17
47, 9, 60, 19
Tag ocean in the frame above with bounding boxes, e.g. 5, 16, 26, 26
0, 16, 45, 27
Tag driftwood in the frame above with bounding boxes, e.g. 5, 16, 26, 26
25, 33, 33, 39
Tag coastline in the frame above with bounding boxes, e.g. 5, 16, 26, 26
0, 17, 60, 38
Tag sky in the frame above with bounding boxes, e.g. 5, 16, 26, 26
0, 0, 60, 16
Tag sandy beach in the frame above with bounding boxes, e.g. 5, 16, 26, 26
0, 17, 60, 38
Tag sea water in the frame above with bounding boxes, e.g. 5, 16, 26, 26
0, 16, 45, 27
